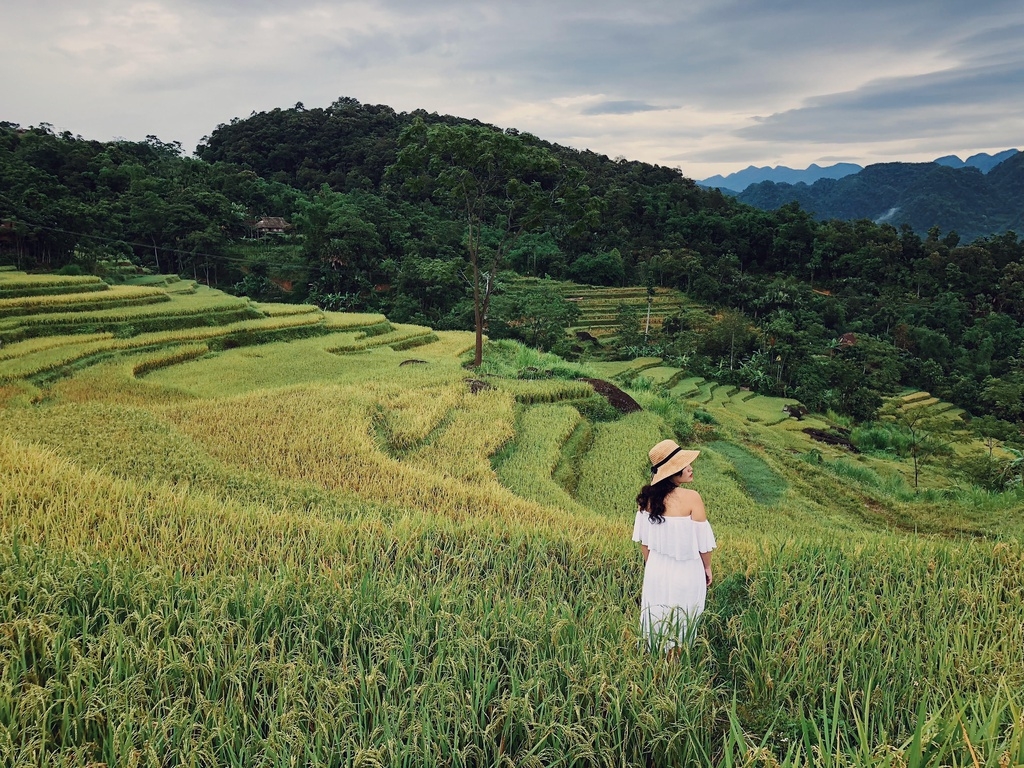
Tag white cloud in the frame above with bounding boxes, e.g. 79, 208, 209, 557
2, 0, 1022, 179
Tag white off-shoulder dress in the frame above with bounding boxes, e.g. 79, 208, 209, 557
632, 510, 717, 649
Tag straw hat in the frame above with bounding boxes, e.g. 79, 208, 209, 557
648, 439, 700, 485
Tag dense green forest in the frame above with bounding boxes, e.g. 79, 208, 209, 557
737, 154, 1024, 241
2, 100, 1023, 439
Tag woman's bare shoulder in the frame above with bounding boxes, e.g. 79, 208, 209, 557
689, 492, 708, 522
664, 488, 707, 520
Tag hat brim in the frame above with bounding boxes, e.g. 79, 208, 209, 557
651, 449, 700, 485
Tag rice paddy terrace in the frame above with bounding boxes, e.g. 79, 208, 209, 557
1, 266, 1023, 767
592, 358, 1016, 510
543, 280, 689, 341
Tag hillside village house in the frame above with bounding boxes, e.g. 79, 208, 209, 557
252, 217, 290, 236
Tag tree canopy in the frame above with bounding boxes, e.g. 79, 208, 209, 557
2, 102, 1023, 432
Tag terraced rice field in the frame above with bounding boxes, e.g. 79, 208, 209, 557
565, 285, 688, 339
327, 323, 438, 353
600, 360, 1004, 495
1, 267, 1022, 766
635, 365, 684, 386
895, 388, 966, 421
587, 358, 663, 379
668, 375, 705, 397
125, 275, 199, 295
0, 272, 108, 297
0, 271, 410, 385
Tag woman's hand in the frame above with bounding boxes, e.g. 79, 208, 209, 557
704, 566, 713, 587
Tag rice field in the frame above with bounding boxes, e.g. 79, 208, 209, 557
668, 375, 705, 397
507, 279, 691, 339
602, 360, 1005, 492
327, 323, 437, 353
0, 285, 170, 317
495, 403, 595, 516
0, 332, 115, 362
636, 366, 684, 386
322, 311, 389, 330
0, 314, 329, 383
0, 291, 258, 343
0, 272, 108, 297
489, 378, 596, 404
0, 271, 1022, 766
587, 358, 663, 378
894, 389, 967, 422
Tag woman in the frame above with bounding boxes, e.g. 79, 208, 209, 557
633, 439, 716, 652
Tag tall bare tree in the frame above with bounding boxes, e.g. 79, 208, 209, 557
392, 119, 588, 366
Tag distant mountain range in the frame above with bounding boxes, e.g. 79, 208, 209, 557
933, 149, 1020, 173
699, 150, 1019, 193
699, 163, 863, 192
733, 150, 1024, 242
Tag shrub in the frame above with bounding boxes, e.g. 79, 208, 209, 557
487, 278, 580, 352
567, 249, 625, 286
622, 343, 665, 358
851, 422, 914, 455
566, 395, 620, 422
623, 374, 656, 393
631, 392, 695, 443
801, 448, 824, 465
693, 409, 718, 425
825, 458, 884, 487
474, 339, 595, 380
959, 453, 1013, 492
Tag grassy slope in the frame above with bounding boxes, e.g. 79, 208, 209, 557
0, 273, 1022, 766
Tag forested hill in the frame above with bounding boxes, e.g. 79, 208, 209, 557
3, 100, 1024, 432
737, 152, 1024, 241
195, 96, 721, 228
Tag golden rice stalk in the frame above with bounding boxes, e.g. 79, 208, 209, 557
0, 285, 168, 317
328, 324, 434, 353
0, 332, 114, 362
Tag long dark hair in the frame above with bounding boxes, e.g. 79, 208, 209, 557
636, 474, 680, 524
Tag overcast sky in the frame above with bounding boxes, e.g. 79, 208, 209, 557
4, 0, 1022, 180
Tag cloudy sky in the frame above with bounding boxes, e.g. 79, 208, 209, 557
4, 0, 1022, 180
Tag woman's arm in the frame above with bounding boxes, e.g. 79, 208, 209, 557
690, 492, 713, 585
700, 550, 712, 586
641, 544, 649, 563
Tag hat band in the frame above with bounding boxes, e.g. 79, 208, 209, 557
651, 446, 683, 474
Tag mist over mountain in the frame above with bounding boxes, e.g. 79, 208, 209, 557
735, 151, 1024, 241
698, 163, 862, 193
